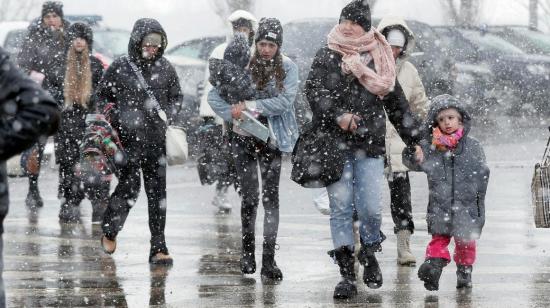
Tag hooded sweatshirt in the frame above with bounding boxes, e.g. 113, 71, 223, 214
94, 18, 183, 156
377, 16, 429, 173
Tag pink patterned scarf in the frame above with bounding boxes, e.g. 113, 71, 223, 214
327, 24, 396, 97
432, 127, 464, 151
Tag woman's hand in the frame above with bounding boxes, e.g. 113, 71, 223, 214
231, 102, 246, 119
337, 113, 361, 132
414, 145, 424, 164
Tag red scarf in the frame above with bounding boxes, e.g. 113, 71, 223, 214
432, 127, 464, 151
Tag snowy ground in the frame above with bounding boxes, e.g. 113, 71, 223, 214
2, 114, 549, 307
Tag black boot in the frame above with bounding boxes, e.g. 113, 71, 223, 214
456, 265, 473, 289
58, 202, 80, 223
91, 200, 107, 225
357, 242, 383, 289
26, 177, 43, 208
418, 258, 448, 291
260, 241, 283, 281
329, 246, 357, 299
240, 233, 256, 274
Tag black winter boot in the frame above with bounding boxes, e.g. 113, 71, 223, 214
329, 246, 357, 299
456, 265, 473, 289
26, 178, 43, 208
58, 202, 80, 223
260, 241, 283, 281
418, 258, 449, 291
357, 243, 383, 289
240, 233, 256, 274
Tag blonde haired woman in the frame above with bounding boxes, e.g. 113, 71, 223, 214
56, 22, 105, 223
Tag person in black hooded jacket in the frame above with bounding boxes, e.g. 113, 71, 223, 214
96, 18, 182, 265
0, 47, 60, 308
56, 22, 106, 223
17, 1, 70, 209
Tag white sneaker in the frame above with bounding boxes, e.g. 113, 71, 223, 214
312, 188, 330, 215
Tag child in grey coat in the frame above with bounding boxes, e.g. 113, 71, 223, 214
404, 94, 490, 291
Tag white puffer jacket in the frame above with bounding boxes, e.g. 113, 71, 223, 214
378, 16, 429, 174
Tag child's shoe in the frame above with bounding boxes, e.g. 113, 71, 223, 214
418, 258, 448, 290
456, 265, 473, 289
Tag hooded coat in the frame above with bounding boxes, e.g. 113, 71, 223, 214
405, 95, 490, 240
0, 48, 60, 232
18, 17, 71, 104
377, 16, 429, 174
94, 18, 183, 157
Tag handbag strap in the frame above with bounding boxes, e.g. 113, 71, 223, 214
124, 56, 164, 119
543, 133, 550, 165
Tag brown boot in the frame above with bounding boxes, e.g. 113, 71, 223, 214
101, 235, 116, 254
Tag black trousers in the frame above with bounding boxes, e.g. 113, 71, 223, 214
102, 144, 168, 256
232, 134, 281, 248
388, 171, 414, 234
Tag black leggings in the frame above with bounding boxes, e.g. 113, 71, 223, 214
102, 145, 168, 256
232, 134, 281, 247
388, 172, 414, 234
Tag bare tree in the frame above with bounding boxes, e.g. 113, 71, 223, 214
209, 0, 256, 23
440, 0, 484, 26
0, 0, 40, 22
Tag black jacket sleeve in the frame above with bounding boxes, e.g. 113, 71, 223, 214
383, 81, 422, 147
93, 59, 121, 113
304, 47, 347, 129
0, 48, 60, 160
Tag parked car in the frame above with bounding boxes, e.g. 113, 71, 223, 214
489, 25, 550, 56
65, 15, 130, 66
282, 18, 456, 127
434, 26, 550, 114
0, 21, 31, 59
165, 36, 225, 157
165, 36, 224, 120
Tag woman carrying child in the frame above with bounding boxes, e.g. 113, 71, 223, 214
208, 17, 299, 281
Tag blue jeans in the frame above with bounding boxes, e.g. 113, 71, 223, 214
327, 153, 384, 249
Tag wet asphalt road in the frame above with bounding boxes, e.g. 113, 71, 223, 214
3, 115, 550, 307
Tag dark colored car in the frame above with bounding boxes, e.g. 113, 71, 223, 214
489, 25, 550, 56
282, 18, 455, 127
434, 26, 550, 114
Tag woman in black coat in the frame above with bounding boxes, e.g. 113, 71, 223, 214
56, 22, 106, 223
303, 0, 421, 299
95, 18, 183, 265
